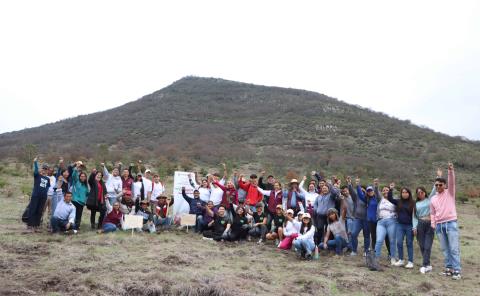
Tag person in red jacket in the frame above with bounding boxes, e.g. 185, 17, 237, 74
237, 174, 264, 213
213, 180, 238, 210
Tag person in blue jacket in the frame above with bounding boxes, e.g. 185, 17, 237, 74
356, 178, 390, 257
26, 157, 51, 231
181, 187, 207, 233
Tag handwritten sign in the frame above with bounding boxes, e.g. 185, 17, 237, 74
173, 171, 195, 215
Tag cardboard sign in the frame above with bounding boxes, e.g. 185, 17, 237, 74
123, 214, 143, 230
180, 214, 196, 226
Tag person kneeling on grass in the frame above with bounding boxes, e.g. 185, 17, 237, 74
266, 204, 285, 246
98, 198, 123, 234
319, 208, 349, 256
293, 213, 316, 260
228, 205, 250, 241
181, 187, 207, 233
137, 199, 155, 233
203, 205, 231, 241
50, 191, 76, 234
278, 209, 300, 250
154, 195, 174, 229
248, 202, 268, 244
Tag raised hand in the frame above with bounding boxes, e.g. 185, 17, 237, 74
311, 171, 316, 176
448, 162, 454, 171
373, 178, 379, 187
389, 182, 395, 190
346, 176, 352, 184
303, 176, 307, 181
260, 170, 266, 176
355, 177, 360, 186
436, 168, 443, 177
33, 157, 38, 162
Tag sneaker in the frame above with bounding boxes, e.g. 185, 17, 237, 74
405, 261, 414, 269
275, 239, 280, 246
393, 260, 405, 267
440, 269, 453, 276
363, 252, 367, 257
425, 265, 433, 273
305, 253, 312, 260
391, 258, 397, 266
202, 237, 213, 241
350, 252, 358, 256
452, 271, 461, 280
420, 266, 426, 274
257, 239, 264, 245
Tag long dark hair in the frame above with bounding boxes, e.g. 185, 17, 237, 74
415, 186, 428, 202
300, 218, 312, 234
79, 172, 88, 187
398, 187, 414, 213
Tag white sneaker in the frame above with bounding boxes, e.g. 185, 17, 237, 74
350, 252, 358, 256
405, 261, 414, 269
393, 259, 405, 267
391, 258, 397, 265
425, 265, 432, 273
420, 266, 426, 274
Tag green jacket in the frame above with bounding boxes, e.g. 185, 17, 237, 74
72, 168, 89, 205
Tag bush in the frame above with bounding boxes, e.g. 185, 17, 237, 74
0, 178, 6, 189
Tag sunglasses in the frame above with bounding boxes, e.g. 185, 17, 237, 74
434, 183, 444, 187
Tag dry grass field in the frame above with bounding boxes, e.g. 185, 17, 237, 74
0, 166, 479, 296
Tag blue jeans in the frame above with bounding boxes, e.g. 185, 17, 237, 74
436, 220, 461, 271
320, 235, 348, 255
102, 222, 117, 233
50, 216, 72, 233
107, 195, 117, 206
396, 223, 414, 262
154, 216, 172, 227
375, 218, 397, 258
351, 218, 370, 253
293, 239, 315, 255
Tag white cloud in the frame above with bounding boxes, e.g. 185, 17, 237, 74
0, 0, 479, 140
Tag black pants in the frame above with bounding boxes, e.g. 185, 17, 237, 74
72, 201, 84, 230
314, 214, 328, 245
228, 228, 249, 241
417, 219, 434, 266
249, 225, 267, 240
369, 221, 391, 255
27, 195, 47, 227
203, 230, 226, 241
90, 209, 106, 229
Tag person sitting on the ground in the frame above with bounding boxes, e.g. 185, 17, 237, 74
200, 201, 216, 233
154, 195, 174, 229
228, 205, 250, 241
181, 187, 207, 233
293, 213, 316, 259
248, 202, 268, 244
319, 208, 349, 256
203, 205, 231, 241
279, 209, 301, 250
98, 198, 123, 234
266, 204, 285, 245
137, 199, 155, 233
50, 191, 76, 234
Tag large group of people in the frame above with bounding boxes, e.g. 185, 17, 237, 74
23, 158, 462, 280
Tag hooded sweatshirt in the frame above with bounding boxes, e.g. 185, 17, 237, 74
430, 169, 457, 228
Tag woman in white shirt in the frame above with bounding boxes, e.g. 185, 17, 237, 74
292, 213, 316, 260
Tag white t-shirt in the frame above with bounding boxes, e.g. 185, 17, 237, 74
198, 187, 211, 203
142, 178, 153, 200
209, 179, 225, 206
47, 175, 56, 196
132, 181, 143, 201
151, 182, 165, 200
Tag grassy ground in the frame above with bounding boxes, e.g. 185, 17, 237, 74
0, 169, 479, 296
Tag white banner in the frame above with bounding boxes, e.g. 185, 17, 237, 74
173, 171, 194, 215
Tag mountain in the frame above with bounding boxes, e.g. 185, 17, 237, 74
1, 76, 479, 189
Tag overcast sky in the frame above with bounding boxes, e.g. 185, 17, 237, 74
1, 0, 479, 140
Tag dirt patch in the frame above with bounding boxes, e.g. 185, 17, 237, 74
418, 281, 434, 293
0, 242, 50, 256
163, 254, 190, 266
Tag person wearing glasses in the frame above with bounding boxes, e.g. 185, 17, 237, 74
430, 163, 461, 280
